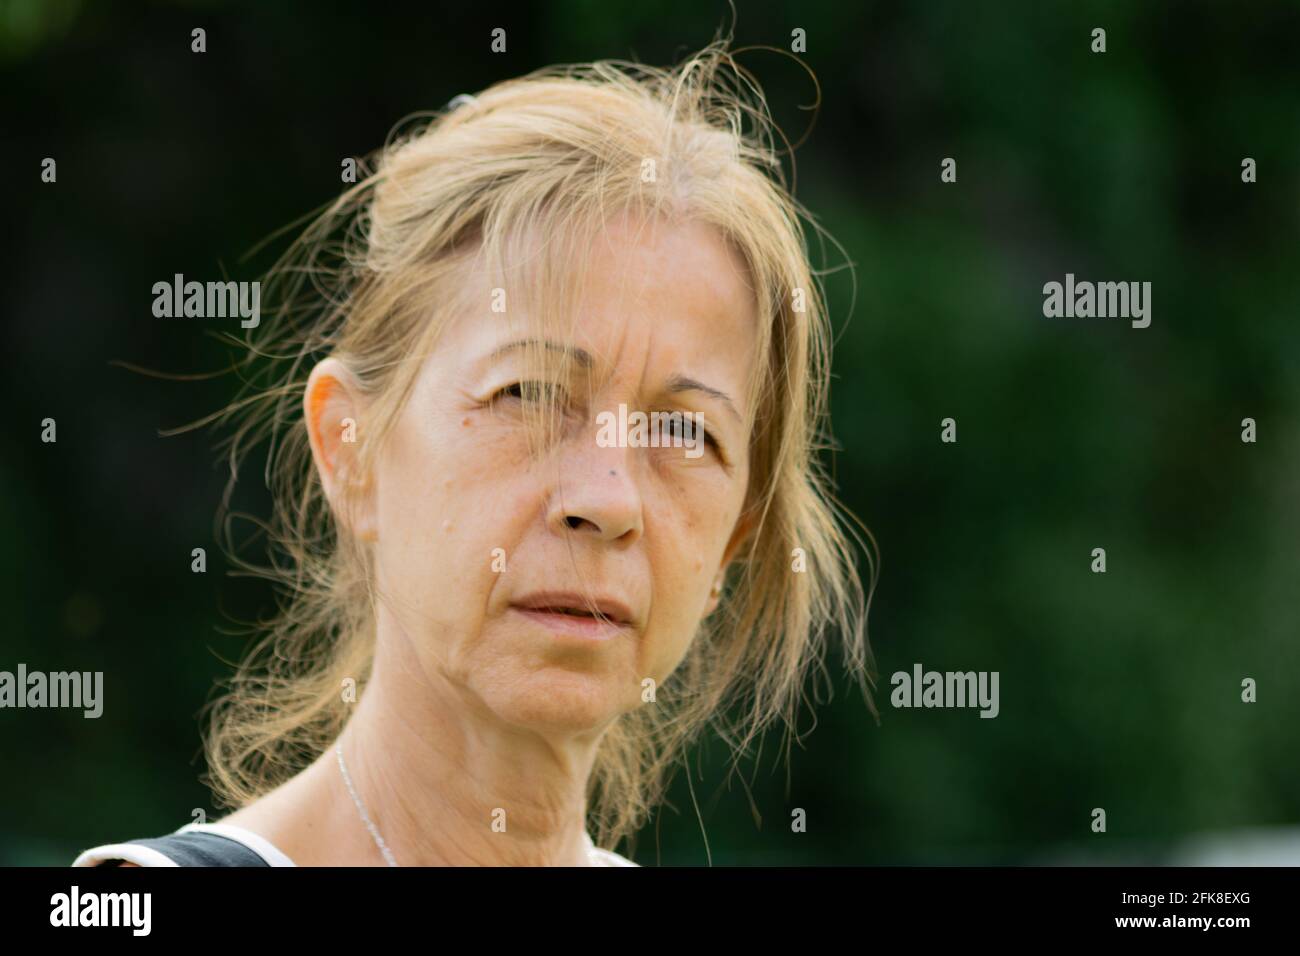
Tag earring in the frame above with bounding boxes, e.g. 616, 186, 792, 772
710, 579, 722, 598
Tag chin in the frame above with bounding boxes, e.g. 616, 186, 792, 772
483, 669, 628, 734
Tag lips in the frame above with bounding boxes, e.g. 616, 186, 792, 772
511, 591, 634, 626
510, 591, 636, 638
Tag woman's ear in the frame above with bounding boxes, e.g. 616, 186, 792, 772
704, 508, 757, 616
304, 358, 376, 540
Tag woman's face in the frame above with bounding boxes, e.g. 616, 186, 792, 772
358, 217, 757, 735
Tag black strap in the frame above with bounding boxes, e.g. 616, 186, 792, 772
96, 831, 272, 867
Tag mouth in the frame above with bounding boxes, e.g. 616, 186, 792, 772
510, 591, 636, 639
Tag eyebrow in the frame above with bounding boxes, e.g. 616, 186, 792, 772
488, 338, 740, 422
489, 338, 593, 367
667, 375, 741, 423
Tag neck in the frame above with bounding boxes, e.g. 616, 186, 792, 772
329, 633, 601, 866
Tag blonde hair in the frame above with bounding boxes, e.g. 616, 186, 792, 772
199, 38, 877, 854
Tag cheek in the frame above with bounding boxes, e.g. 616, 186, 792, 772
372, 410, 535, 628
657, 455, 748, 570
640, 480, 746, 674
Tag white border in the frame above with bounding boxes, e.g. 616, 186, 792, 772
71, 842, 180, 868
72, 822, 297, 867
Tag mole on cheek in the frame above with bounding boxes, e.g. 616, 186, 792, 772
461, 417, 472, 427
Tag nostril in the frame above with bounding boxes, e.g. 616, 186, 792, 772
564, 515, 588, 531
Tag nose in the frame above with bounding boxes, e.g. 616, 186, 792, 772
545, 440, 644, 545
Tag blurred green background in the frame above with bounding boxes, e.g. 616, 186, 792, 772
3, 0, 1298, 865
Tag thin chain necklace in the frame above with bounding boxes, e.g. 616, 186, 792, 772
336, 741, 599, 866
335, 743, 399, 867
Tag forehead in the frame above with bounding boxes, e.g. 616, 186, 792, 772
440, 215, 761, 397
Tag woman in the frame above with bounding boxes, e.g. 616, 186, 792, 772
73, 40, 874, 868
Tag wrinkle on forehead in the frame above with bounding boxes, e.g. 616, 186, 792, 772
434, 210, 763, 434
564, 214, 760, 413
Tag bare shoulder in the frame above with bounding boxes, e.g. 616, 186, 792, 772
211, 796, 295, 852
213, 757, 339, 865
217, 761, 319, 834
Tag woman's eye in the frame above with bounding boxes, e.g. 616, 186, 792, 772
665, 415, 718, 452
493, 381, 565, 404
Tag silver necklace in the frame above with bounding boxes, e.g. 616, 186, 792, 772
335, 743, 399, 866
336, 741, 599, 866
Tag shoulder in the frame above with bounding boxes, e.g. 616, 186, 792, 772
588, 846, 639, 866
584, 832, 638, 867
72, 823, 297, 868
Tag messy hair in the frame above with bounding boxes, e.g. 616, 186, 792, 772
199, 37, 877, 854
